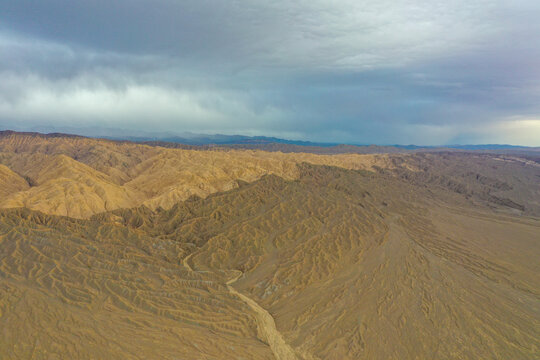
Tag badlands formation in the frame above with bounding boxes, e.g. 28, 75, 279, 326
0, 131, 395, 218
0, 131, 539, 359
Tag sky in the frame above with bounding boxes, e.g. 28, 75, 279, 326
0, 0, 539, 145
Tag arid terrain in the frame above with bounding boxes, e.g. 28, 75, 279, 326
0, 131, 539, 359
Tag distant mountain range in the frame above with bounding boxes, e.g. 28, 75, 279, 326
101, 133, 539, 155
102, 133, 537, 151
105, 133, 337, 147
1, 129, 538, 153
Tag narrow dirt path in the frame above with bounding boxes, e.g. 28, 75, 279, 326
182, 253, 298, 360
226, 271, 299, 360
182, 252, 195, 272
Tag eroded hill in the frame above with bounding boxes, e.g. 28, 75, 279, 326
0, 132, 397, 218
0, 132, 539, 359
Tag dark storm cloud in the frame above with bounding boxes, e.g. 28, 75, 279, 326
0, 0, 539, 145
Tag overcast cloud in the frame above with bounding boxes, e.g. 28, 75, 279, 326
0, 0, 539, 145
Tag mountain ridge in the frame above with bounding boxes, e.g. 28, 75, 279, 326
3, 130, 538, 153
0, 130, 401, 218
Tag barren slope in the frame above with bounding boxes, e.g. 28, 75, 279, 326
155, 166, 540, 359
0, 132, 396, 217
0, 164, 29, 197
0, 209, 273, 360
0, 155, 142, 218
0, 132, 539, 359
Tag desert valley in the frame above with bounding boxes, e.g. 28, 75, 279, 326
0, 131, 538, 359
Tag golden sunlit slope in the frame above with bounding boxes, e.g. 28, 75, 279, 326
0, 131, 396, 217
1, 162, 539, 359
0, 164, 29, 197
0, 154, 142, 218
